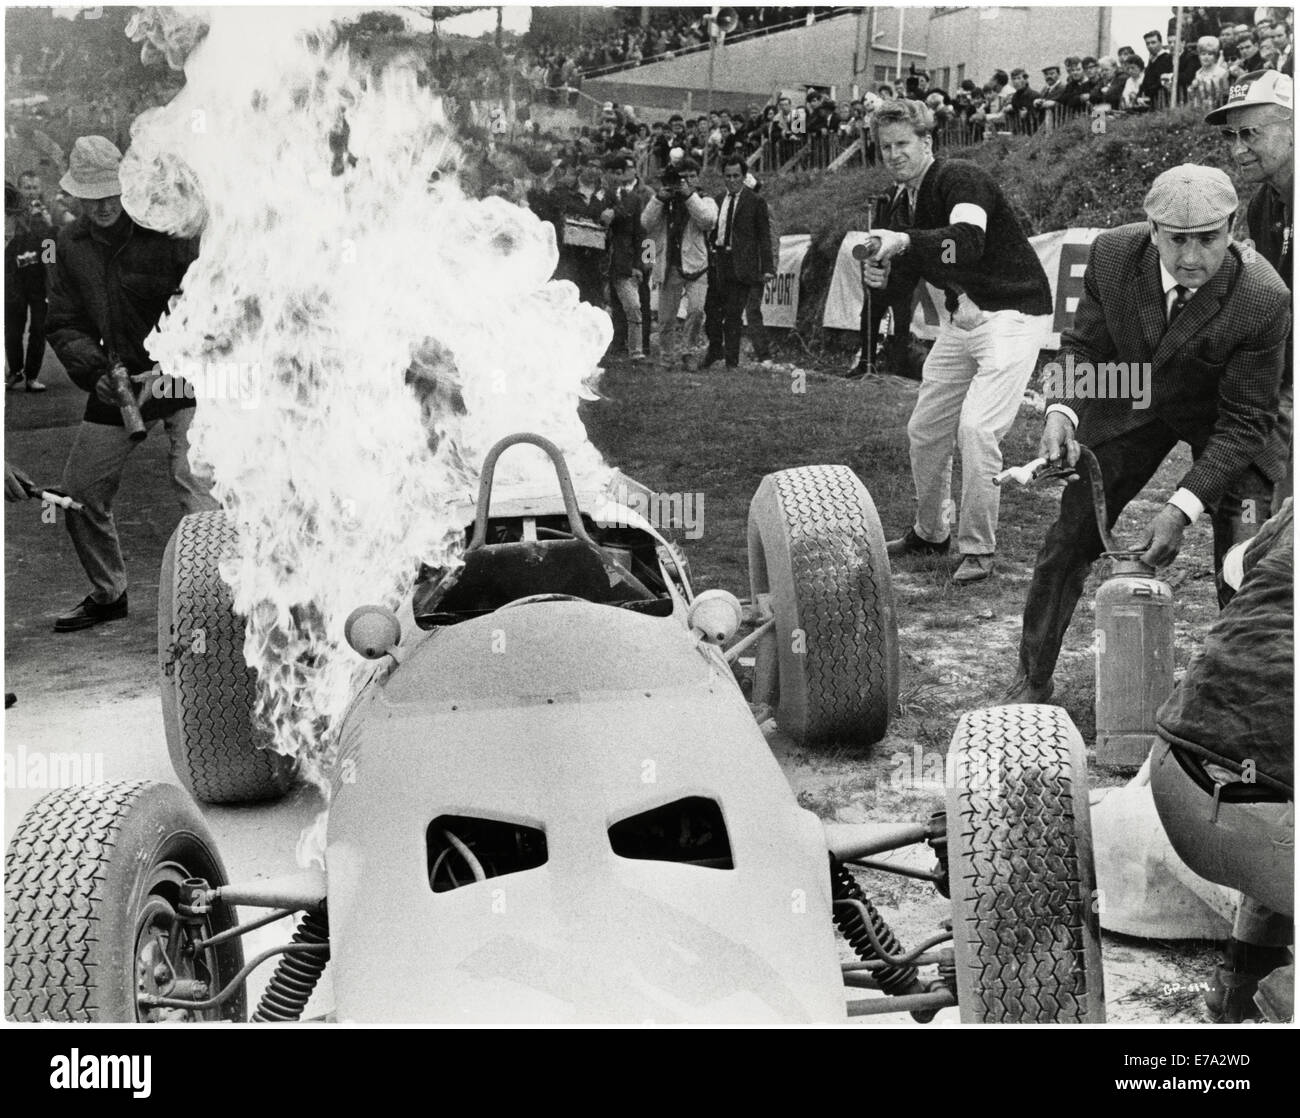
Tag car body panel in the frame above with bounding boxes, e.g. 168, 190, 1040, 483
326, 601, 843, 1023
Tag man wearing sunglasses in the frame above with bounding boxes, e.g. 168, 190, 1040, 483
1200, 69, 1295, 1023
1208, 71, 1293, 504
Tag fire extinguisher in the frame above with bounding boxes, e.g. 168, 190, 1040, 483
996, 447, 1175, 767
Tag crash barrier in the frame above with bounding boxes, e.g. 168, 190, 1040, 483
823, 227, 1104, 348
646, 227, 1102, 342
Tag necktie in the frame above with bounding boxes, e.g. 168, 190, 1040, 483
893, 187, 912, 227
719, 193, 734, 248
1167, 284, 1190, 328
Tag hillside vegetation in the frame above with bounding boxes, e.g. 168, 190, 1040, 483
758, 106, 1251, 347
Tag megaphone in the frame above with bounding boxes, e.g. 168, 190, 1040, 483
710, 8, 739, 37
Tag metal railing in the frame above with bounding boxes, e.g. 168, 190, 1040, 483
737, 84, 1237, 177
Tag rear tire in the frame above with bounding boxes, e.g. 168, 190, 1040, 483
159, 510, 295, 804
5, 781, 246, 1022
946, 704, 1106, 1023
747, 465, 897, 745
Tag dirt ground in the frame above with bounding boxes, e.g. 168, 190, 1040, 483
3, 344, 1236, 1023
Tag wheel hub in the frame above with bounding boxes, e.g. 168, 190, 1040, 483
135, 897, 212, 1022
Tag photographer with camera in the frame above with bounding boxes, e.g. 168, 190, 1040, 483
642, 159, 717, 369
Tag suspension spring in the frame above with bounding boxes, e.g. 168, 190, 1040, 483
830, 855, 919, 998
250, 907, 330, 1023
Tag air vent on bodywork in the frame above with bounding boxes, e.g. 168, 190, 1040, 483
427, 815, 547, 893
608, 797, 733, 870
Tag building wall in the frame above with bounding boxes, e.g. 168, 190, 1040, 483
586, 9, 927, 111
926, 5, 1106, 90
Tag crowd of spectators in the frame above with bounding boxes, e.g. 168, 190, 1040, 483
508, 5, 1293, 177
546, 7, 837, 78
935, 8, 1294, 140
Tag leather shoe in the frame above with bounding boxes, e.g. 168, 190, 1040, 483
952, 554, 994, 584
699, 349, 724, 369
886, 526, 950, 558
1002, 675, 1055, 704
54, 593, 128, 633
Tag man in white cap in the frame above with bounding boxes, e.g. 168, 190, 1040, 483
1199, 71, 1295, 1022
1207, 69, 1293, 502
1007, 163, 1291, 703
45, 136, 213, 632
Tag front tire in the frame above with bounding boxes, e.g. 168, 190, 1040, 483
159, 510, 295, 804
5, 781, 246, 1022
747, 465, 898, 745
946, 705, 1106, 1023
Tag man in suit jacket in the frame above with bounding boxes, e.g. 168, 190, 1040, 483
604, 155, 653, 362
710, 155, 774, 368
1035, 64, 1068, 128
1007, 164, 1291, 703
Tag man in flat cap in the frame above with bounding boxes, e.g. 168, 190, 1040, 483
46, 136, 212, 632
1007, 164, 1291, 703
1035, 63, 1067, 128
1208, 70, 1293, 503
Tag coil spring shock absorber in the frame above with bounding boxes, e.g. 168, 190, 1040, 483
251, 907, 330, 1023
830, 855, 922, 998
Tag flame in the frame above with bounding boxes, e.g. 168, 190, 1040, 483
121, 9, 613, 842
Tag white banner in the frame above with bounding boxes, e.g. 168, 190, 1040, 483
760, 233, 811, 329
821, 227, 1105, 349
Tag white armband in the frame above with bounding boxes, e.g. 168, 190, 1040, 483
949, 203, 988, 231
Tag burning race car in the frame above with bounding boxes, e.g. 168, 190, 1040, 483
5, 434, 1104, 1023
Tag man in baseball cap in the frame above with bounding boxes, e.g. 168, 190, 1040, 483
45, 136, 216, 632
1007, 160, 1290, 708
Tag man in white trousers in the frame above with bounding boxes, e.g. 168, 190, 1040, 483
864, 98, 1053, 583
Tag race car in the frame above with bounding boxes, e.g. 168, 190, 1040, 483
4, 434, 1104, 1024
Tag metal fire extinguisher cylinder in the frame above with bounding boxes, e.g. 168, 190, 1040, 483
1094, 558, 1175, 767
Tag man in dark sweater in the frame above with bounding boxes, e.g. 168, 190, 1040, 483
46, 136, 214, 632
1140, 29, 1175, 108
1207, 70, 1293, 502
865, 98, 1052, 584
1006, 68, 1040, 135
